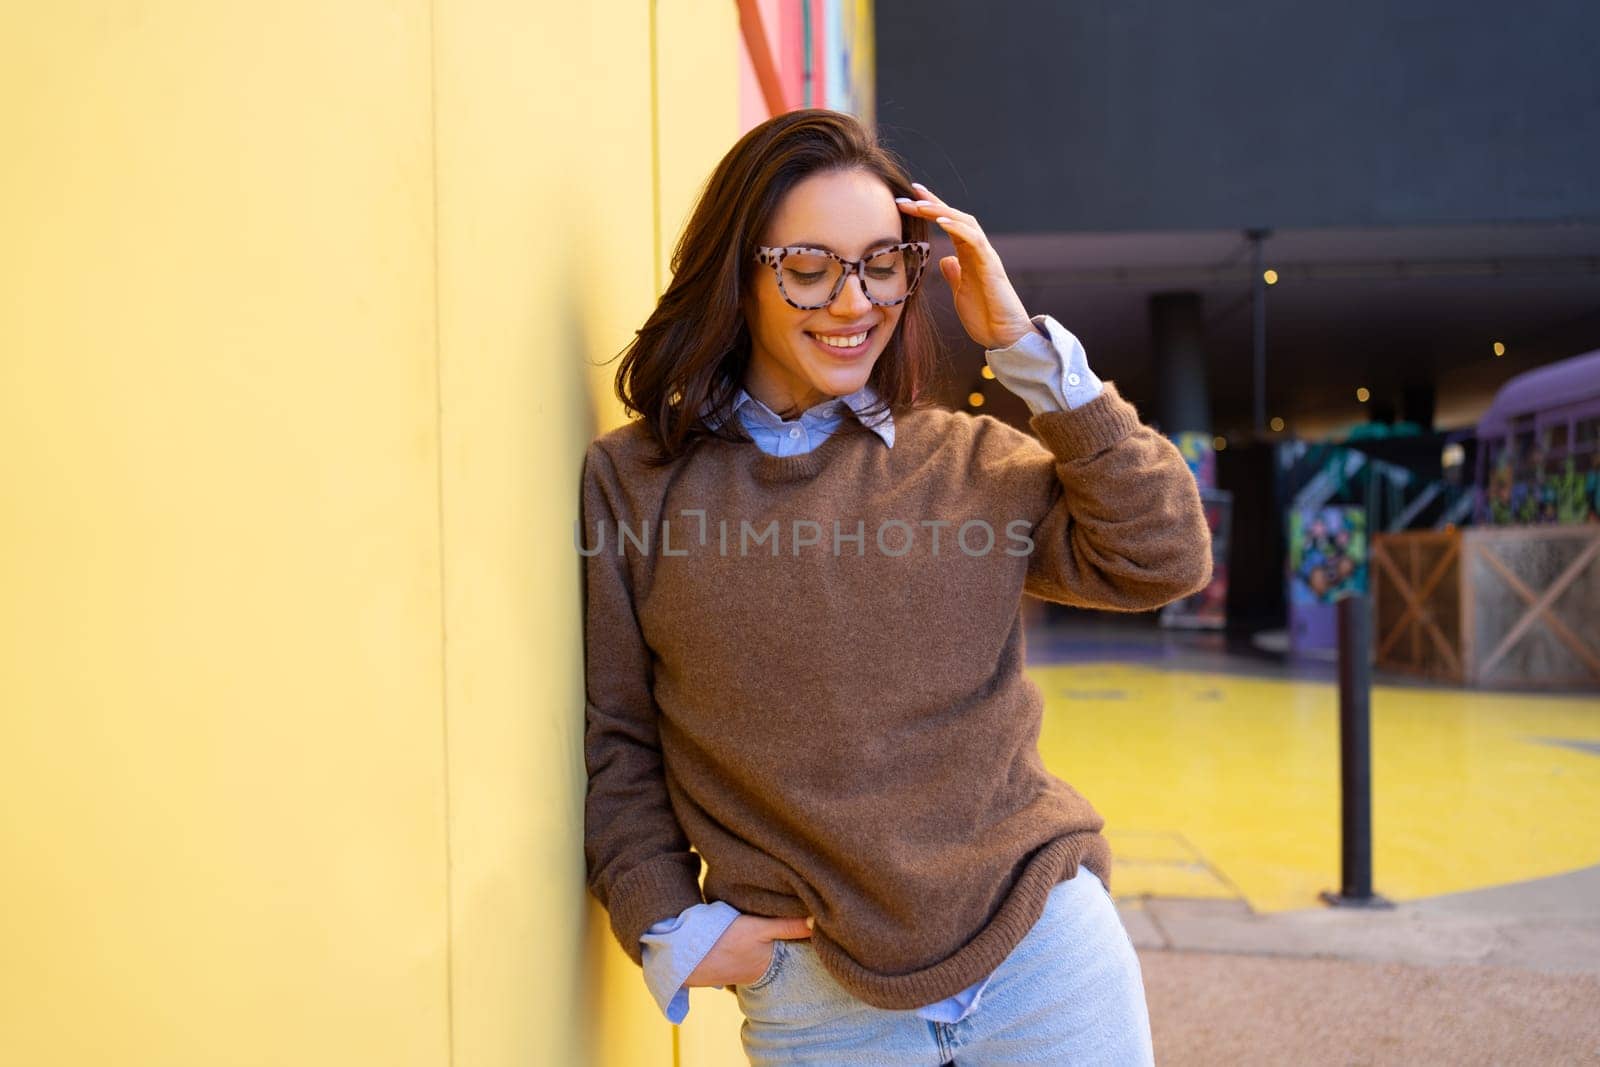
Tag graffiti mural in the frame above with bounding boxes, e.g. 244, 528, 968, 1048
1483, 433, 1600, 526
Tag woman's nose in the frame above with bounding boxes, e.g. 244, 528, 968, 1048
830, 272, 872, 315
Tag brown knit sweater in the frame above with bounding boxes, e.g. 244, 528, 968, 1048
580, 382, 1211, 1010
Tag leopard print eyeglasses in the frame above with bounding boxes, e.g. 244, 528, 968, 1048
753, 241, 933, 309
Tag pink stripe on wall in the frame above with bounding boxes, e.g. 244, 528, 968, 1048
778, 0, 805, 112
810, 0, 828, 107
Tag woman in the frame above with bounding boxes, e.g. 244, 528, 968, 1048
580, 108, 1210, 1065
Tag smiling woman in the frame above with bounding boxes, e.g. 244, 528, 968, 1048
584, 107, 1201, 1065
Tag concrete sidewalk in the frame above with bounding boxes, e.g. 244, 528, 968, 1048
1119, 865, 1600, 1064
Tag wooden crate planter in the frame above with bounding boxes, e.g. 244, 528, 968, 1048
1373, 526, 1600, 689
1372, 531, 1464, 682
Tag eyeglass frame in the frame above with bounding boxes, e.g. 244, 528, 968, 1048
752, 241, 933, 310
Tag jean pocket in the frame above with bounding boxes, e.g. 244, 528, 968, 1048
745, 937, 788, 992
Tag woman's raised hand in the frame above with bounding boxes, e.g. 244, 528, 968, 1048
896, 181, 1034, 351
685, 913, 814, 987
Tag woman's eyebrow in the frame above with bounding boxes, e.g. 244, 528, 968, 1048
787, 236, 903, 256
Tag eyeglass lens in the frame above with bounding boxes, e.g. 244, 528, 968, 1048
777, 248, 923, 307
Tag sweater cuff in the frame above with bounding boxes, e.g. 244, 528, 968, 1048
1027, 380, 1142, 461
608, 852, 707, 968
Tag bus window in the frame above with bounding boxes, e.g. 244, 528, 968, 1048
1542, 422, 1568, 459
1576, 415, 1598, 452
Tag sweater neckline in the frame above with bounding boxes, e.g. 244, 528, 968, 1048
749, 422, 865, 485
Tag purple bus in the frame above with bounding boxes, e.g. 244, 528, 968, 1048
1474, 347, 1600, 524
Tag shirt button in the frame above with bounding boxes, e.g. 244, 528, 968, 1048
788, 427, 801, 439
1067, 373, 1082, 386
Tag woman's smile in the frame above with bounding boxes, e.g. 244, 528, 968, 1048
805, 324, 877, 358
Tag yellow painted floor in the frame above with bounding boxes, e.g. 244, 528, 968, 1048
1031, 661, 1600, 913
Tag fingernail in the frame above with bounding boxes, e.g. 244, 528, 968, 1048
894, 197, 912, 204
912, 181, 930, 190
805, 917, 815, 930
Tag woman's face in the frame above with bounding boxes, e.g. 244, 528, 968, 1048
742, 167, 908, 417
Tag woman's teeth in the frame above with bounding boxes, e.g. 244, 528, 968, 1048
810, 330, 870, 348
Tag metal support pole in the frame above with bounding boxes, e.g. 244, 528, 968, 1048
1246, 227, 1272, 438
1321, 594, 1393, 909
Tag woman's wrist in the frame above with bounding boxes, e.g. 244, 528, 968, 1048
988, 317, 1038, 350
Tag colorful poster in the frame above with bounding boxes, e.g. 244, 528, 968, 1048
1287, 506, 1368, 653
1159, 488, 1231, 628
1288, 507, 1368, 604
1170, 432, 1217, 491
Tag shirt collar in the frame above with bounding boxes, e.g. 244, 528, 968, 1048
700, 381, 895, 449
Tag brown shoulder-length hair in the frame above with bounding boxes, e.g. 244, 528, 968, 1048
612, 108, 948, 468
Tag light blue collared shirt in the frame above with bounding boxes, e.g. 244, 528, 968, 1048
640, 314, 1103, 1024
701, 379, 896, 455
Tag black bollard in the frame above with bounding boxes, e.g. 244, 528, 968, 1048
1319, 594, 1393, 909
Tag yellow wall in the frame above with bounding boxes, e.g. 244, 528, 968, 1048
0, 2, 747, 1064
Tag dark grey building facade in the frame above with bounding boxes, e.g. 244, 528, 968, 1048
875, 0, 1600, 441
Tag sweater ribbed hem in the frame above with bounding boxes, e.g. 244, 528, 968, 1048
810, 830, 1114, 1011
1028, 381, 1142, 461
605, 851, 707, 968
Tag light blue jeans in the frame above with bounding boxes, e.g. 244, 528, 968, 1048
734, 863, 1154, 1066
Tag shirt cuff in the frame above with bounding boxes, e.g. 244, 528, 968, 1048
983, 313, 1105, 416
639, 900, 742, 1024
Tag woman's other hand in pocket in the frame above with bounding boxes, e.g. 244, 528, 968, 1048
686, 913, 813, 987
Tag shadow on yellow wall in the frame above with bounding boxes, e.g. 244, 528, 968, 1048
0, 2, 753, 1064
